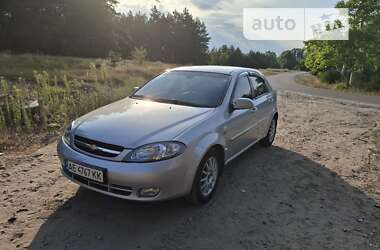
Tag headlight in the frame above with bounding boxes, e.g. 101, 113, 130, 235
124, 142, 186, 162
63, 124, 72, 145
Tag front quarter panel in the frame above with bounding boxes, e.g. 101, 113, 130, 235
175, 112, 226, 190
182, 131, 225, 191
192, 132, 225, 165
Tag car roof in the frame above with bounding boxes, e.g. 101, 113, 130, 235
169, 65, 263, 76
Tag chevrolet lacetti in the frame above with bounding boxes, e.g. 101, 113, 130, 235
57, 66, 278, 204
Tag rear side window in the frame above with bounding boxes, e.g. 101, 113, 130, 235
233, 76, 252, 100
249, 75, 269, 98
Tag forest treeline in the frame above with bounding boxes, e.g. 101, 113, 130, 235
0, 1, 210, 64
209, 46, 279, 69
0, 0, 289, 69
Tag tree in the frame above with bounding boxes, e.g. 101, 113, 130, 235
304, 0, 380, 88
227, 47, 245, 66
167, 8, 210, 64
146, 6, 167, 61
0, 0, 119, 57
278, 50, 298, 70
208, 45, 280, 69
0, 3, 211, 65
304, 41, 339, 74
117, 11, 149, 58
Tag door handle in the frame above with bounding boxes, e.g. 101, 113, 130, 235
250, 107, 258, 112
267, 97, 274, 103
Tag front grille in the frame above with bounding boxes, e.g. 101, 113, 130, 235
74, 135, 124, 158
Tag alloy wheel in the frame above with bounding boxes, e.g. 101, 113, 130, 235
199, 156, 219, 196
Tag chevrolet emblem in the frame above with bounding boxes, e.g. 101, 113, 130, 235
90, 144, 97, 151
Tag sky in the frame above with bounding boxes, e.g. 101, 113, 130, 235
116, 0, 340, 54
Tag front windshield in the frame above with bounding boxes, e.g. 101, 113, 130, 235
131, 71, 231, 108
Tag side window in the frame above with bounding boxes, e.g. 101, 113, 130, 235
249, 75, 269, 98
233, 76, 252, 100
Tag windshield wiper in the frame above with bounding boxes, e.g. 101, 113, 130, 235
131, 95, 209, 108
150, 98, 206, 108
130, 94, 149, 100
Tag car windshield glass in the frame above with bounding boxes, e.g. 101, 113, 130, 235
131, 71, 231, 108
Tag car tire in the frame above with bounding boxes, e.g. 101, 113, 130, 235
186, 149, 222, 205
260, 116, 277, 147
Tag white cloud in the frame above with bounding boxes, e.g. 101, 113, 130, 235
116, 0, 337, 53
191, 0, 221, 9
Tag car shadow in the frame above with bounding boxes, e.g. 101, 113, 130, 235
29, 145, 380, 250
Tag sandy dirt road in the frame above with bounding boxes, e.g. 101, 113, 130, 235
269, 72, 380, 107
0, 90, 380, 250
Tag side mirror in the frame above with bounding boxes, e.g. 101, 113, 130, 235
232, 98, 255, 110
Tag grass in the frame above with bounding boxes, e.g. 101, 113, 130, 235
0, 53, 176, 151
260, 68, 291, 76
295, 73, 380, 95
0, 53, 96, 81
0, 53, 173, 83
295, 73, 331, 89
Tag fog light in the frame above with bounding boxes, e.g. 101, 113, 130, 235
138, 187, 160, 197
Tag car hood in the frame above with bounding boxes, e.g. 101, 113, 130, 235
73, 97, 214, 148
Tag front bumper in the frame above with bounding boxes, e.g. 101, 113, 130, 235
57, 139, 194, 201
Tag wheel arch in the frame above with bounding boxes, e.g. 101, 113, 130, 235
196, 143, 225, 176
273, 112, 278, 121
208, 144, 225, 175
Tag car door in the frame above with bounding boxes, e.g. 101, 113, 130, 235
248, 73, 275, 138
224, 74, 261, 160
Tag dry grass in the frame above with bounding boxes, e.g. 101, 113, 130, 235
260, 68, 291, 76
294, 73, 330, 89
0, 53, 176, 83
295, 73, 380, 95
0, 54, 177, 151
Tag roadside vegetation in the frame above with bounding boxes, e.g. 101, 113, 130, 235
304, 0, 380, 93
260, 68, 291, 76
0, 53, 175, 151
295, 73, 380, 94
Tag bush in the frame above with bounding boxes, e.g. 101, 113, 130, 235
334, 82, 349, 90
318, 70, 341, 84
0, 70, 141, 135
350, 71, 380, 91
369, 72, 380, 91
108, 50, 122, 66
131, 47, 147, 64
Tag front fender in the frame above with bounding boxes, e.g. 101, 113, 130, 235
194, 132, 225, 164
182, 132, 225, 193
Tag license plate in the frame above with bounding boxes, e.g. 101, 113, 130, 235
66, 161, 105, 183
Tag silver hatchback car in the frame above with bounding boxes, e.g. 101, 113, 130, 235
57, 66, 278, 204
